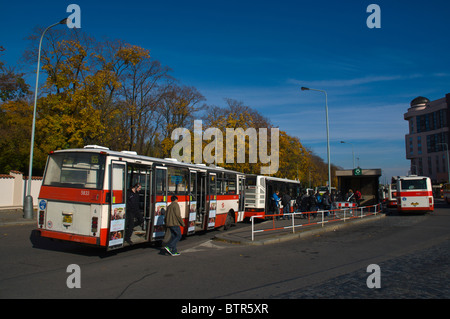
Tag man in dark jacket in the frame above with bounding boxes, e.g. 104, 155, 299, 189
281, 192, 291, 220
164, 195, 185, 256
125, 183, 143, 245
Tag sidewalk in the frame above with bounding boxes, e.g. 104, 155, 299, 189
0, 207, 37, 226
214, 212, 386, 245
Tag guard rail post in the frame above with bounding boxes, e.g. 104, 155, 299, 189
321, 210, 324, 227
292, 213, 295, 233
251, 216, 255, 241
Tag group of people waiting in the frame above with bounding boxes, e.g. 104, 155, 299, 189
270, 188, 362, 219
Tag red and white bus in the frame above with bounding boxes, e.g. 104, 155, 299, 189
396, 175, 433, 213
244, 175, 301, 220
36, 146, 246, 250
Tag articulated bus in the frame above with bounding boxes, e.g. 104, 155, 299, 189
244, 175, 301, 220
396, 175, 433, 213
36, 146, 246, 250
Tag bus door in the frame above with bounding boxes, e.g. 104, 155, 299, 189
108, 161, 127, 251
207, 172, 217, 230
151, 166, 167, 241
141, 167, 152, 239
126, 165, 152, 241
238, 175, 246, 221
195, 171, 207, 231
187, 170, 197, 235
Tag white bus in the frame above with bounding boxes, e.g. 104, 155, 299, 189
244, 175, 301, 220
36, 146, 246, 250
396, 175, 433, 213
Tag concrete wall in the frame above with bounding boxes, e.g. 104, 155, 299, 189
0, 171, 42, 208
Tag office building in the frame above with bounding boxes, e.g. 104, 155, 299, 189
404, 93, 450, 183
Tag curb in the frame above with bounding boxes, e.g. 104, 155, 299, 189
213, 213, 386, 245
0, 209, 36, 227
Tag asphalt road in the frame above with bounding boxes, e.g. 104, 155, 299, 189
1, 200, 449, 303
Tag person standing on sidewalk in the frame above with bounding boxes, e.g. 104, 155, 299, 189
281, 192, 291, 220
164, 195, 185, 256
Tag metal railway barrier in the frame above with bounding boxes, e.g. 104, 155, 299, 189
250, 203, 383, 241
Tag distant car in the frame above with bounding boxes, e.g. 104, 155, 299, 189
443, 183, 450, 204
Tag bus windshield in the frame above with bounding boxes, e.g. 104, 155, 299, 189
400, 178, 427, 191
43, 152, 106, 189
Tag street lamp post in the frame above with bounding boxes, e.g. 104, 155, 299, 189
301, 87, 331, 193
437, 143, 450, 183
23, 18, 68, 219
340, 140, 355, 169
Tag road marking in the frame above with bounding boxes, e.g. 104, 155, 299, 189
183, 240, 227, 253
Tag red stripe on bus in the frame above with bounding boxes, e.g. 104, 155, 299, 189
398, 191, 432, 197
398, 206, 434, 211
216, 194, 239, 200
39, 186, 105, 203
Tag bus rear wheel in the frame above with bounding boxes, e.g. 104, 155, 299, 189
223, 213, 235, 231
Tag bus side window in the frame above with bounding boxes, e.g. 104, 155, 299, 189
155, 169, 166, 194
167, 166, 189, 195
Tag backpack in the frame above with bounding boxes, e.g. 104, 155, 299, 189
316, 194, 322, 204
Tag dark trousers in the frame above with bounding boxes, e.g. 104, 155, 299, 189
167, 226, 181, 253
125, 210, 144, 240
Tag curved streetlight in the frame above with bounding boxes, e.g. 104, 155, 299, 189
437, 143, 450, 183
301, 86, 331, 193
24, 18, 68, 219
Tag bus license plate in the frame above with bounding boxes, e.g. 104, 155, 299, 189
62, 214, 73, 224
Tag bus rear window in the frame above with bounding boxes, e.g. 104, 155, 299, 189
400, 179, 427, 191
43, 152, 106, 189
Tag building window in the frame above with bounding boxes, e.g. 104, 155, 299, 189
418, 158, 423, 175
409, 137, 413, 155
426, 132, 448, 153
436, 156, 440, 173
416, 110, 447, 133
428, 156, 432, 175
410, 119, 414, 134
417, 136, 422, 155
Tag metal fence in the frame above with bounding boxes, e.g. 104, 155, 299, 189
250, 203, 383, 241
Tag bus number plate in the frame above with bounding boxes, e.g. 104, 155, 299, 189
62, 213, 73, 225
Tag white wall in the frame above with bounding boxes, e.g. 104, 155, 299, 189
0, 171, 42, 208
0, 176, 15, 206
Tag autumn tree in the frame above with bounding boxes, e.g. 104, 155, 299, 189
1, 28, 337, 184
201, 98, 274, 174
0, 46, 33, 174
159, 84, 206, 157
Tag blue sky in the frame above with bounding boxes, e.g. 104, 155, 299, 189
1, 0, 449, 183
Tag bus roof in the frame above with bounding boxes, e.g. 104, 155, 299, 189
245, 174, 300, 184
51, 147, 244, 175
397, 175, 430, 180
